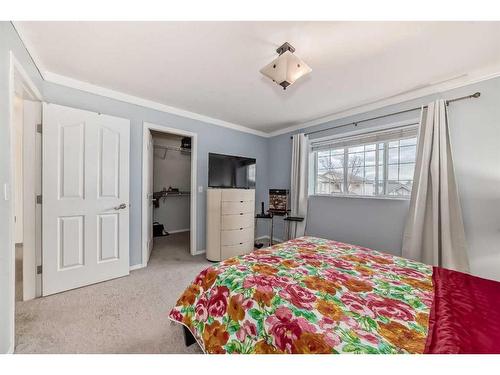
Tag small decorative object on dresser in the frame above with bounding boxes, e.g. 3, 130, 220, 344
206, 188, 255, 261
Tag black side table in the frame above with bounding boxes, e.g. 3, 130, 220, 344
283, 216, 304, 241
255, 213, 274, 247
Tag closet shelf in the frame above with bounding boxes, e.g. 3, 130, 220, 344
153, 145, 191, 159
153, 191, 191, 198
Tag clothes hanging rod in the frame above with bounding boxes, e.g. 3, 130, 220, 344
291, 92, 481, 139
154, 145, 191, 152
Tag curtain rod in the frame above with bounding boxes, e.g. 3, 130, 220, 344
291, 92, 481, 139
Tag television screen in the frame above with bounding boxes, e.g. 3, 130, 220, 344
208, 153, 256, 189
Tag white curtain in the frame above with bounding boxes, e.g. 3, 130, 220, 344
290, 133, 309, 237
402, 99, 469, 272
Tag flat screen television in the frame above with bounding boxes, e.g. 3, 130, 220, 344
208, 153, 256, 189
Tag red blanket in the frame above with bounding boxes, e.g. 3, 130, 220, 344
425, 267, 500, 354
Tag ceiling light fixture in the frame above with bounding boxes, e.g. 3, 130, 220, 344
260, 42, 312, 90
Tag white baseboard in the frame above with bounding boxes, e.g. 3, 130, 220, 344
129, 263, 145, 271
192, 249, 206, 256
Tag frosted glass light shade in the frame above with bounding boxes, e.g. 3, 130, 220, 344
260, 50, 312, 90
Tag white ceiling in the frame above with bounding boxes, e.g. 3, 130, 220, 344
16, 21, 500, 134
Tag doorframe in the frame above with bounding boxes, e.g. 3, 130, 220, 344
8, 51, 42, 352
141, 122, 198, 267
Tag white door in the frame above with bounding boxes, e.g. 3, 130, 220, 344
146, 131, 154, 264
42, 103, 130, 296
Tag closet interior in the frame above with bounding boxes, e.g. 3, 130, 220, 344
150, 130, 192, 254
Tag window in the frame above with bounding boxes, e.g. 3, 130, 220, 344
311, 125, 418, 198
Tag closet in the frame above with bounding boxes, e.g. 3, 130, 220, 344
150, 131, 191, 252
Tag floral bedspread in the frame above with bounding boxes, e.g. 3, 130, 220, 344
169, 236, 434, 354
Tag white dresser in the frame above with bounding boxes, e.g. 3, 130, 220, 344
206, 188, 255, 261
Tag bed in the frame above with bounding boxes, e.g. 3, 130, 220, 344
168, 236, 500, 354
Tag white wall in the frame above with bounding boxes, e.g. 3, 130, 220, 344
152, 132, 191, 233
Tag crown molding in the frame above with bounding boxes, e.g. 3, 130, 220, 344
11, 21, 46, 80
268, 64, 500, 137
40, 65, 500, 139
43, 71, 270, 137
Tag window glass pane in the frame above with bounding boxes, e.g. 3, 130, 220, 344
365, 151, 376, 166
388, 164, 398, 180
312, 130, 416, 198
330, 184, 343, 193
388, 181, 412, 196
399, 163, 415, 180
317, 168, 343, 194
317, 156, 330, 171
362, 181, 376, 196
347, 181, 362, 195
329, 154, 344, 169
348, 153, 364, 170
365, 166, 376, 181
316, 178, 330, 194
399, 145, 416, 163
388, 147, 399, 164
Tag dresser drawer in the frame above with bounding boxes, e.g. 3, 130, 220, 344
221, 189, 255, 202
221, 241, 254, 259
221, 200, 254, 215
221, 213, 253, 230
221, 227, 254, 246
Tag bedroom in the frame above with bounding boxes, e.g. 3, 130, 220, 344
1, 0, 500, 373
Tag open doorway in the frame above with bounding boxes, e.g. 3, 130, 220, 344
142, 123, 198, 268
9, 52, 43, 306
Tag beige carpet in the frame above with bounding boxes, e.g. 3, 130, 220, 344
15, 232, 208, 353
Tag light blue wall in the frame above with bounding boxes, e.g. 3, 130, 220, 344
43, 82, 270, 266
0, 22, 44, 353
268, 77, 500, 281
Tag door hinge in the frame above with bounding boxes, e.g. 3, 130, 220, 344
37, 265, 42, 274
36, 195, 42, 204
36, 124, 42, 133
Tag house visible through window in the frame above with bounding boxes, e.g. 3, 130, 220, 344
311, 124, 418, 198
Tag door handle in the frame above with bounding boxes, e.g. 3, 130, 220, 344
114, 203, 127, 210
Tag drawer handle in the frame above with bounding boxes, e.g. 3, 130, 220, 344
239, 212, 243, 215
240, 200, 243, 203
240, 227, 243, 230
240, 242, 243, 245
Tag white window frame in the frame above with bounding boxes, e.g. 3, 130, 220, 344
309, 119, 420, 200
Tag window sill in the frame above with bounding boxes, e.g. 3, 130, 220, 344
309, 194, 410, 201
